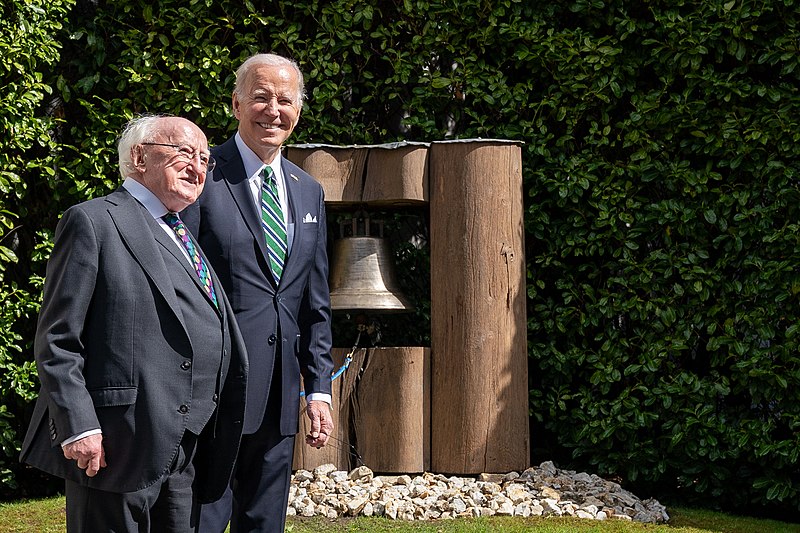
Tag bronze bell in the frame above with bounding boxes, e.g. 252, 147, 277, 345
329, 216, 414, 313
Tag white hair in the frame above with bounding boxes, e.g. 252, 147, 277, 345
233, 53, 306, 109
117, 114, 168, 179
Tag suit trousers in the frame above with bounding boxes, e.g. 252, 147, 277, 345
198, 379, 295, 533
65, 432, 199, 533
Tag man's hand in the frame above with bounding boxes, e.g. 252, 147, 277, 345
62, 434, 107, 477
305, 400, 333, 449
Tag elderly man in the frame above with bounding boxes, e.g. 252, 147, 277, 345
21, 115, 248, 532
183, 53, 334, 532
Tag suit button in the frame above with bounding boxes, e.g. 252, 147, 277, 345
181, 361, 192, 370
178, 405, 189, 414
268, 334, 277, 345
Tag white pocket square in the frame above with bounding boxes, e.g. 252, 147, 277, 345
303, 213, 317, 223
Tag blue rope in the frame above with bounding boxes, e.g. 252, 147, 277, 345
299, 328, 364, 398
299, 350, 355, 398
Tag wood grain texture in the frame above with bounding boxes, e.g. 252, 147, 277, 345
429, 140, 529, 474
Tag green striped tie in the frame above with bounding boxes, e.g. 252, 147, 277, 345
260, 166, 287, 282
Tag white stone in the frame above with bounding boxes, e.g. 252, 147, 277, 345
330, 471, 349, 483
470, 490, 486, 506
514, 503, 532, 517
410, 483, 429, 498
581, 504, 599, 516
314, 463, 337, 477
481, 481, 502, 494
398, 503, 415, 521
450, 498, 467, 514
506, 483, 531, 504
293, 469, 313, 483
496, 501, 514, 515
286, 462, 668, 524
540, 486, 560, 500
346, 496, 368, 516
308, 489, 326, 504
300, 502, 315, 517
385, 499, 399, 519
349, 466, 374, 482
542, 498, 562, 516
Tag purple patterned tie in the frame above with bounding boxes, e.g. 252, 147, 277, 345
163, 213, 218, 307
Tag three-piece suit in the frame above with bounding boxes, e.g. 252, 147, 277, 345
21, 186, 248, 520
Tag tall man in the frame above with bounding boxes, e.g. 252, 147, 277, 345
182, 53, 335, 532
21, 115, 248, 532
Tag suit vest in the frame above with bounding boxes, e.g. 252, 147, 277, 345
157, 244, 226, 435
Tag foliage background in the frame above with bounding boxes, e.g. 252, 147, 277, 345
1, 0, 798, 517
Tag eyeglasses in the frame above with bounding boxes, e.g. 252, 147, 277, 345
141, 142, 216, 172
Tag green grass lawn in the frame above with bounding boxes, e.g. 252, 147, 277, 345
1, 496, 799, 532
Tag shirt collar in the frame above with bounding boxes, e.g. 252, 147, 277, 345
235, 131, 284, 185
122, 178, 169, 218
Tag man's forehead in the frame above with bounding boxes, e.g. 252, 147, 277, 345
162, 123, 206, 144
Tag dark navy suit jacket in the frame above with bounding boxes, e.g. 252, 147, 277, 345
183, 136, 334, 435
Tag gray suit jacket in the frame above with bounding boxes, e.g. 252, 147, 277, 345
20, 187, 248, 502
182, 136, 333, 435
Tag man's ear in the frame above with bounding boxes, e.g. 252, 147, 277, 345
232, 92, 241, 120
131, 145, 146, 170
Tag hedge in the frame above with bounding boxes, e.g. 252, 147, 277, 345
1, 0, 798, 516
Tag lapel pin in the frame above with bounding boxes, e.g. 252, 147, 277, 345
290, 173, 299, 181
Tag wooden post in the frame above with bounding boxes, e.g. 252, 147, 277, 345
362, 142, 429, 206
350, 347, 430, 473
429, 139, 529, 474
292, 348, 352, 471
284, 144, 368, 204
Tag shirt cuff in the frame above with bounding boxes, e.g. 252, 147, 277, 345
306, 393, 332, 406
61, 429, 102, 448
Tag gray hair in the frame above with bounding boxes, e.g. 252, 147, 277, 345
233, 53, 306, 109
117, 115, 166, 179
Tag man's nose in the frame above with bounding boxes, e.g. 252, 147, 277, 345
263, 98, 279, 114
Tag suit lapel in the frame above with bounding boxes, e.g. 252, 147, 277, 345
216, 139, 273, 282
282, 159, 304, 283
106, 189, 191, 331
